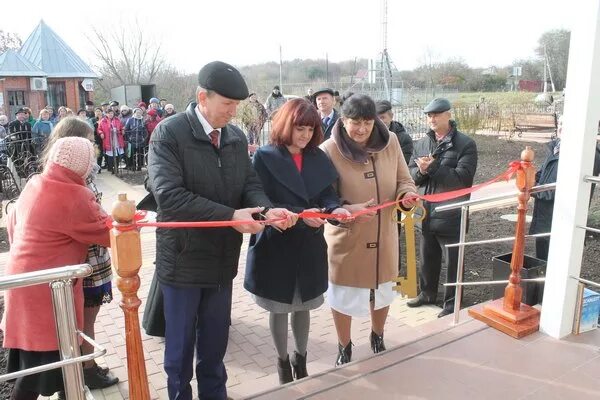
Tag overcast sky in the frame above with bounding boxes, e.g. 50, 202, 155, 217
3, 0, 576, 74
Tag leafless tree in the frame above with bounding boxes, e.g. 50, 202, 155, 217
0, 30, 22, 53
87, 20, 165, 93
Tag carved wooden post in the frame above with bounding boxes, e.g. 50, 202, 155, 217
110, 193, 150, 399
469, 147, 541, 338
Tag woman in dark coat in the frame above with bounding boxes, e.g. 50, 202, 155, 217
245, 98, 350, 384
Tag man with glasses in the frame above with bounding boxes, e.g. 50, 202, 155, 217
407, 98, 478, 318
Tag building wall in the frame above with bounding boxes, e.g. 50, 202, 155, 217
0, 77, 94, 119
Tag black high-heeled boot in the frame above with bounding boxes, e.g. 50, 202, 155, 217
370, 331, 386, 353
335, 341, 353, 366
291, 351, 308, 380
277, 355, 293, 384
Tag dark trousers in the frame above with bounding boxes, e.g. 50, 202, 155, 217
161, 282, 232, 400
419, 231, 460, 310
535, 237, 550, 261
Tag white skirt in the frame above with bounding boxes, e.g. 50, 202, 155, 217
326, 281, 396, 318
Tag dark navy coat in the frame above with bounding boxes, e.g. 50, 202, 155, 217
244, 144, 341, 304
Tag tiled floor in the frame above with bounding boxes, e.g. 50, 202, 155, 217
249, 322, 600, 400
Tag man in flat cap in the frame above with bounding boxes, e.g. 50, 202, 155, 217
407, 98, 478, 318
147, 61, 297, 400
375, 100, 413, 165
314, 88, 339, 140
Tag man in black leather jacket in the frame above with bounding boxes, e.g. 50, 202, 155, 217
147, 61, 296, 400
406, 98, 478, 318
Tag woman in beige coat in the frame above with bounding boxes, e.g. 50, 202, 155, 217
321, 94, 418, 366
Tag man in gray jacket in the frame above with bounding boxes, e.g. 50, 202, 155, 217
406, 98, 478, 318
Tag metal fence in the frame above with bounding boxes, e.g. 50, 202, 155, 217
239, 100, 564, 144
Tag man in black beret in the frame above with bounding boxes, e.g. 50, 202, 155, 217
314, 88, 338, 140
146, 60, 297, 400
109, 100, 119, 115
407, 98, 478, 318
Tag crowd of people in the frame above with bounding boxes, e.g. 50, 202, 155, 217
0, 97, 176, 175
18, 59, 587, 400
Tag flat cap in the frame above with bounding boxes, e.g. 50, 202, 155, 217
15, 107, 26, 115
423, 98, 451, 113
198, 61, 249, 100
313, 88, 335, 97
109, 100, 119, 106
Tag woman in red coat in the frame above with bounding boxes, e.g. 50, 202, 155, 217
97, 108, 124, 174
1, 128, 110, 400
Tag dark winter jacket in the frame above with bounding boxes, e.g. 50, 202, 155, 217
530, 140, 600, 235
388, 120, 413, 165
124, 117, 147, 147
322, 109, 339, 141
409, 121, 478, 235
147, 103, 272, 287
245, 145, 340, 303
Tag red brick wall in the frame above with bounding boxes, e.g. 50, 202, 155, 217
0, 77, 95, 118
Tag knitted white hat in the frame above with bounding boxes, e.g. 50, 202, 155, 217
48, 137, 96, 179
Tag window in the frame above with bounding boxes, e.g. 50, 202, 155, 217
46, 81, 66, 109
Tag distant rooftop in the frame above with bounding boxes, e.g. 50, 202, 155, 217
17, 20, 99, 79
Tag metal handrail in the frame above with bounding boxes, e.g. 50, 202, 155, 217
570, 275, 600, 289
0, 264, 105, 399
0, 263, 92, 290
583, 175, 600, 184
435, 183, 556, 212
446, 232, 550, 248
436, 182, 557, 325
0, 332, 106, 381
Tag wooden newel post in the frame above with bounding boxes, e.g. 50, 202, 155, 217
110, 193, 151, 400
469, 147, 541, 338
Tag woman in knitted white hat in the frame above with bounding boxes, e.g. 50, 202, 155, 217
1, 120, 112, 400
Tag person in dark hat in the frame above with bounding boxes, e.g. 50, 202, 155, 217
109, 101, 119, 116
265, 84, 287, 117
313, 88, 338, 140
375, 100, 413, 165
100, 102, 109, 115
407, 98, 478, 318
8, 108, 32, 138
145, 60, 297, 400
85, 100, 95, 118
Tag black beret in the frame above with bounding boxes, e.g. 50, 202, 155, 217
109, 100, 119, 106
15, 107, 26, 115
375, 100, 393, 114
313, 88, 335, 97
198, 61, 249, 100
423, 98, 451, 113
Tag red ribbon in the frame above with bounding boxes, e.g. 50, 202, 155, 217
109, 161, 525, 230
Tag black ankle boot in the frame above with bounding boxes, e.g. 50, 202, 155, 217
291, 351, 308, 380
370, 331, 386, 354
277, 355, 293, 384
335, 342, 353, 366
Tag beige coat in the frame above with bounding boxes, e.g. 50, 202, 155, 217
321, 120, 416, 289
